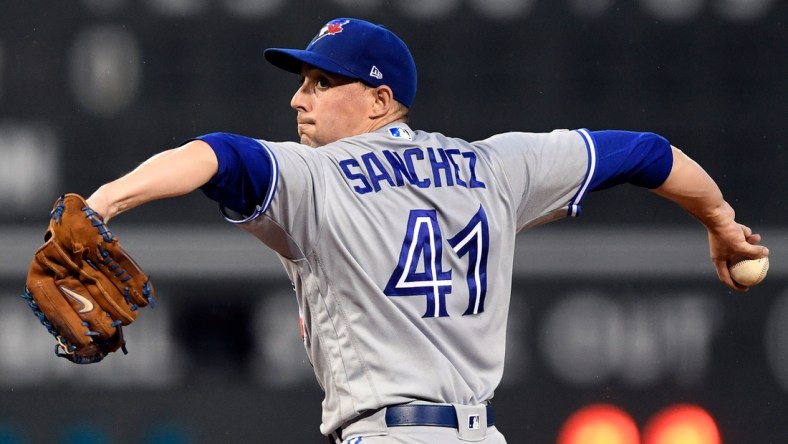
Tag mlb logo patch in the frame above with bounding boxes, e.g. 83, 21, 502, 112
468, 414, 481, 430
388, 126, 413, 140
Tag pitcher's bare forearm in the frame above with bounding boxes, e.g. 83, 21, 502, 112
652, 146, 768, 290
87, 140, 218, 222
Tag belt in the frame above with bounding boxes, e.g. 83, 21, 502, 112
385, 404, 494, 428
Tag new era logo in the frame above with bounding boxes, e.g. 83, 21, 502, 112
468, 414, 481, 430
370, 65, 383, 79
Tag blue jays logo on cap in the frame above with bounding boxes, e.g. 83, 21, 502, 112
311, 19, 350, 45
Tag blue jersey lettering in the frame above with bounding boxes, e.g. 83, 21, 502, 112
339, 158, 374, 194
403, 148, 431, 188
362, 152, 396, 192
463, 151, 486, 189
382, 150, 417, 187
338, 147, 486, 194
428, 148, 454, 187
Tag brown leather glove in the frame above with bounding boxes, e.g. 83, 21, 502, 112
23, 193, 154, 364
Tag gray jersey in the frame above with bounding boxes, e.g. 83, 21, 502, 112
223, 123, 591, 434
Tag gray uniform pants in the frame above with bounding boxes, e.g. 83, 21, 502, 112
329, 403, 507, 444
336, 425, 508, 443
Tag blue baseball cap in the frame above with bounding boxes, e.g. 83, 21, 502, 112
264, 18, 417, 108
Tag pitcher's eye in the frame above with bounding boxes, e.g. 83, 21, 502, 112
316, 76, 331, 89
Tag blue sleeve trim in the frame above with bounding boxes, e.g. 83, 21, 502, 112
220, 141, 279, 224
196, 132, 278, 222
587, 130, 674, 192
568, 129, 598, 217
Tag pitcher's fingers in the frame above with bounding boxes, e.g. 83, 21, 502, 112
740, 224, 753, 238
715, 259, 748, 292
745, 233, 761, 245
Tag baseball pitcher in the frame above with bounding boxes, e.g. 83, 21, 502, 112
24, 18, 768, 443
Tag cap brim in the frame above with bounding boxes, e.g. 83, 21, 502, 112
264, 48, 359, 80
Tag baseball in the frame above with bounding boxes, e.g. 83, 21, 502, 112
729, 257, 769, 286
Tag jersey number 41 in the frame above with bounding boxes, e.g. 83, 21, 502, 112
384, 206, 489, 318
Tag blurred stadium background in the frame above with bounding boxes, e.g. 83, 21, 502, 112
1, 0, 787, 442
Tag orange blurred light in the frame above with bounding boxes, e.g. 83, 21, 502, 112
558, 403, 640, 444
643, 404, 721, 444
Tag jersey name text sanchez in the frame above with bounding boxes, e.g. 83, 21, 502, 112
338, 147, 487, 194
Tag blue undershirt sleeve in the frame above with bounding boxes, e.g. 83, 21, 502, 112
587, 130, 674, 192
194, 132, 274, 216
